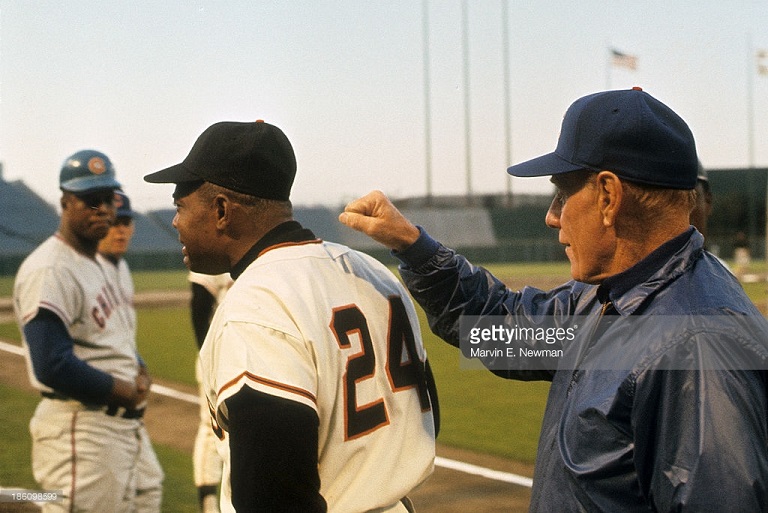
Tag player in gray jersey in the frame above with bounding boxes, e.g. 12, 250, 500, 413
13, 151, 163, 512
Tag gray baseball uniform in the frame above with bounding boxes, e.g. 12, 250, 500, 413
14, 234, 163, 512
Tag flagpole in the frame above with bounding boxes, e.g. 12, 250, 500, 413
753, 36, 768, 279
421, 0, 433, 206
747, 35, 768, 281
461, 0, 473, 205
748, 35, 756, 170
502, 0, 512, 203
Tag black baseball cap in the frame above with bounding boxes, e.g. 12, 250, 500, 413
144, 120, 296, 200
507, 87, 698, 190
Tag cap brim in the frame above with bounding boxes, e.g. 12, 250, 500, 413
507, 152, 585, 178
61, 176, 122, 193
143, 163, 202, 184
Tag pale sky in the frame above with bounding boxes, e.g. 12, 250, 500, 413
1, 0, 767, 213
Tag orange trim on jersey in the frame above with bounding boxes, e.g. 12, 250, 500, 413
218, 371, 317, 405
257, 239, 323, 258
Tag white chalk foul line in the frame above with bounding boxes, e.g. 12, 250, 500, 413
150, 383, 199, 404
0, 340, 200, 404
435, 456, 533, 488
0, 339, 534, 488
0, 339, 24, 356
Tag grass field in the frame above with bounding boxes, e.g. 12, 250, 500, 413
0, 383, 199, 513
1, 265, 558, 456
1, 259, 766, 512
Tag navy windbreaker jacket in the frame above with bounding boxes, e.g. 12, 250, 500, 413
396, 227, 768, 512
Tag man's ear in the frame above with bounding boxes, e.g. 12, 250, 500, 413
213, 194, 229, 230
595, 171, 623, 227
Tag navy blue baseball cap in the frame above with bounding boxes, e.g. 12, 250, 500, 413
114, 190, 133, 218
507, 87, 698, 189
60, 149, 122, 193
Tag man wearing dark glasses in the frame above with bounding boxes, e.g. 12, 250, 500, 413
13, 150, 163, 512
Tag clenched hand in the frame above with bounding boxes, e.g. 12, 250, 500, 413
338, 190, 420, 252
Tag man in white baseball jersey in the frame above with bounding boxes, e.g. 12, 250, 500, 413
145, 121, 437, 512
188, 271, 232, 513
14, 150, 163, 512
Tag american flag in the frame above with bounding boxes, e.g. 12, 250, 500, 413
611, 49, 638, 71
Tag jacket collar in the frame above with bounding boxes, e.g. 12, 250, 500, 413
596, 227, 701, 315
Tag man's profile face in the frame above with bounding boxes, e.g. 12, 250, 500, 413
546, 171, 614, 284
172, 182, 228, 274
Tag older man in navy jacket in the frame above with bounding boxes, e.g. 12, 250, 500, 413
341, 88, 768, 512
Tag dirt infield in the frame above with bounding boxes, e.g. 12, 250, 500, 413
0, 341, 533, 512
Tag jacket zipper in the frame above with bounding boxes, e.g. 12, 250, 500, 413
566, 300, 612, 395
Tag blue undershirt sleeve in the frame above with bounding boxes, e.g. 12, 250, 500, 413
24, 308, 114, 404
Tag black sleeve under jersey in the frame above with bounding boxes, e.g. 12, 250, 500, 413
225, 386, 327, 513
190, 283, 216, 349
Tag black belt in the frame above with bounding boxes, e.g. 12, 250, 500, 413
41, 392, 145, 419
104, 404, 145, 419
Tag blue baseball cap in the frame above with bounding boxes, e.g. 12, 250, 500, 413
60, 149, 122, 193
114, 190, 133, 218
507, 88, 698, 189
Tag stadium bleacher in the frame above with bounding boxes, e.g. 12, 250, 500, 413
0, 168, 181, 273
0, 164, 563, 275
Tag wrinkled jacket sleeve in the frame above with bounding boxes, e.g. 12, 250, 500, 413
632, 337, 768, 511
395, 229, 581, 380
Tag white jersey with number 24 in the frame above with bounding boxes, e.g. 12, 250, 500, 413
200, 240, 435, 513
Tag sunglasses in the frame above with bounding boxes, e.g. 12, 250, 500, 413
74, 190, 117, 210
